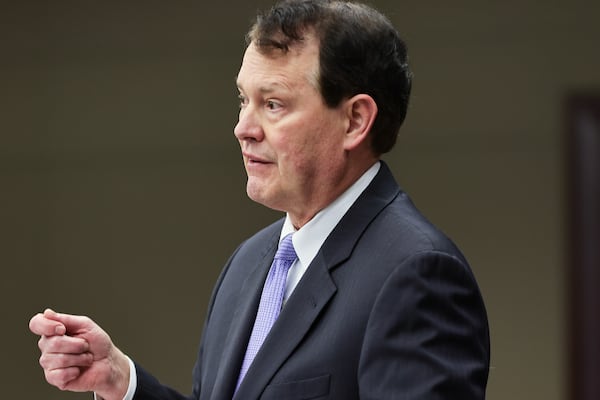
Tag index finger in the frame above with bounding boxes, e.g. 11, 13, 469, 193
29, 309, 66, 337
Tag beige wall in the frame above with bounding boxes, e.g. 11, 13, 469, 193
3, 1, 598, 399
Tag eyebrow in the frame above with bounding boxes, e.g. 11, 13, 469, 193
235, 76, 292, 94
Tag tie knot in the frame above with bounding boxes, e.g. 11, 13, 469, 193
275, 234, 296, 262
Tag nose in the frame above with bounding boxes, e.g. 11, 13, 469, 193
234, 107, 264, 142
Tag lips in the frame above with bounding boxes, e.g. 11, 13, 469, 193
243, 152, 271, 164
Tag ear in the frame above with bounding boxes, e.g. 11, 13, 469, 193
342, 94, 378, 151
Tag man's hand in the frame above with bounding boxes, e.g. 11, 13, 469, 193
29, 309, 130, 400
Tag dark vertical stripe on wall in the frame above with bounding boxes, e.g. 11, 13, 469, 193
566, 93, 600, 400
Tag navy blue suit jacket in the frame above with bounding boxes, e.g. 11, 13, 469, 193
134, 162, 490, 399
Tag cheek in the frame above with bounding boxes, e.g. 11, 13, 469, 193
288, 136, 334, 178
275, 111, 344, 172
273, 139, 313, 182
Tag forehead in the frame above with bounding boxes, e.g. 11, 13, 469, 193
236, 38, 320, 92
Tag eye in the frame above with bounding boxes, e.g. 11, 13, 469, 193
266, 100, 282, 111
238, 93, 248, 109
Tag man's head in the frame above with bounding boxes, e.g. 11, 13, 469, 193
247, 0, 412, 155
235, 0, 411, 227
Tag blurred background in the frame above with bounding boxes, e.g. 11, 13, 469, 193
2, 1, 599, 399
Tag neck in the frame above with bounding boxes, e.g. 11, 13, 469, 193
288, 157, 378, 229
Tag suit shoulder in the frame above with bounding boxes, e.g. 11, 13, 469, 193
375, 191, 467, 260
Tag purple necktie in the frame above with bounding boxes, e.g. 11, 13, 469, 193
236, 233, 297, 390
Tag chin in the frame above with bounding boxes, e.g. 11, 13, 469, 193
246, 185, 285, 212
246, 184, 267, 205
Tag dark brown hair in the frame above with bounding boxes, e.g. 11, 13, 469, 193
247, 0, 412, 154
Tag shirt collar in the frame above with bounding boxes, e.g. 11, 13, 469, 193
280, 161, 380, 267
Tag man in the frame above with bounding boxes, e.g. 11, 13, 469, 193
30, 1, 490, 399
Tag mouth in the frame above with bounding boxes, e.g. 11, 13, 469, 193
243, 152, 271, 165
249, 159, 269, 165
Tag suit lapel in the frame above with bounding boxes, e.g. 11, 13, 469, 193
210, 231, 280, 400
320, 162, 400, 268
233, 251, 337, 400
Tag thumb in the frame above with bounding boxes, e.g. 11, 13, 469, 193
43, 308, 95, 336
29, 308, 66, 336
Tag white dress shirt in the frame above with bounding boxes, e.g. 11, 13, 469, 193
101, 161, 380, 400
280, 161, 380, 303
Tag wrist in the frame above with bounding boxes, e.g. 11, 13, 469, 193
95, 348, 130, 400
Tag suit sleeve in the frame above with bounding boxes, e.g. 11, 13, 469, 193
132, 362, 198, 400
358, 251, 490, 399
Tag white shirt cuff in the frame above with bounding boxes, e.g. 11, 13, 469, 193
93, 356, 137, 400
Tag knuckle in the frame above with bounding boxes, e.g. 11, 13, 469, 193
45, 368, 70, 389
44, 369, 60, 386
77, 341, 89, 353
40, 353, 62, 370
40, 353, 57, 369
